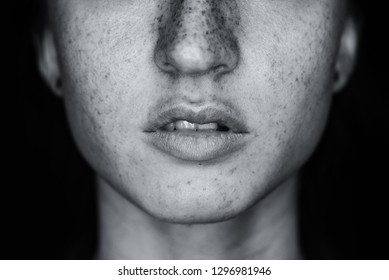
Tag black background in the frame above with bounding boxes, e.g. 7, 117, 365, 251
3, 1, 388, 259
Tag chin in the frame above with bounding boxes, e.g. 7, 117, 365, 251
146, 207, 243, 225
134, 184, 255, 225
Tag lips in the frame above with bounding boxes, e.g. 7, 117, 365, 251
143, 105, 251, 162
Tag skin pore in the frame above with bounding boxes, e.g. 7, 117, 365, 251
38, 0, 357, 259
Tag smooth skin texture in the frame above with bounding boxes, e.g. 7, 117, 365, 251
38, 0, 358, 259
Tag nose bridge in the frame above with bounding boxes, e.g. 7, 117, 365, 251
154, 0, 240, 78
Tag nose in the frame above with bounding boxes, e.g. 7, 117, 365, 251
154, 0, 240, 78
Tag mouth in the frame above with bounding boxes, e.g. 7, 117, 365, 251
143, 105, 251, 162
159, 120, 230, 133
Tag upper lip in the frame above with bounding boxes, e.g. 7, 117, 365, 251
144, 104, 249, 133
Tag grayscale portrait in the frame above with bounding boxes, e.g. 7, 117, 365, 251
5, 0, 388, 260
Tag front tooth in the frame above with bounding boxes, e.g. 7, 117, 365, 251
197, 123, 218, 131
175, 120, 197, 131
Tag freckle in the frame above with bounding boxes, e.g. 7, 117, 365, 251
229, 167, 237, 175
187, 180, 192, 185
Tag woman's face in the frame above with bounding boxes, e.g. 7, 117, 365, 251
43, 0, 352, 223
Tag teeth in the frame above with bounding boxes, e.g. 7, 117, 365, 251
162, 121, 220, 131
176, 120, 197, 130
197, 123, 218, 131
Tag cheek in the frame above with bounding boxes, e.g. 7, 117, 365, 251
53, 3, 155, 182
231, 2, 341, 183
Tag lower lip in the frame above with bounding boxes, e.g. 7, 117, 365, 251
145, 131, 250, 162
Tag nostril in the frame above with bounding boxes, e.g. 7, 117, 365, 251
213, 64, 229, 75
163, 62, 175, 70
154, 51, 179, 74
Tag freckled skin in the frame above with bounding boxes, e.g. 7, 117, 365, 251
154, 0, 240, 78
47, 0, 347, 224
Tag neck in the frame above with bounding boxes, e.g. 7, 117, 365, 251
95, 175, 302, 259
